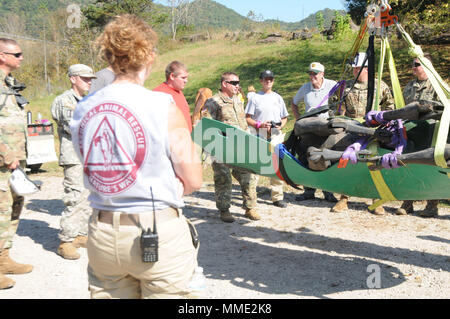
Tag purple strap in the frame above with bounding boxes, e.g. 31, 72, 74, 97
310, 80, 346, 111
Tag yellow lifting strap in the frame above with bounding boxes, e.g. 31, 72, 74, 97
396, 23, 450, 169
367, 36, 404, 208
373, 36, 405, 111
366, 141, 397, 210
385, 38, 405, 109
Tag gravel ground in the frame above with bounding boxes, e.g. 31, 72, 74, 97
1, 175, 449, 299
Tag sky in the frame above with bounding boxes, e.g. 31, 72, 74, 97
211, 0, 347, 22
155, 1, 347, 23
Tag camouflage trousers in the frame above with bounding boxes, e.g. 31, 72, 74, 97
0, 162, 25, 251
212, 162, 257, 212
59, 164, 90, 242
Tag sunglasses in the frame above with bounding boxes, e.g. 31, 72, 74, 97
3, 52, 23, 58
225, 80, 240, 86
413, 62, 421, 68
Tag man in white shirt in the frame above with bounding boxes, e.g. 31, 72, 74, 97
291, 62, 337, 120
291, 62, 338, 203
245, 70, 289, 208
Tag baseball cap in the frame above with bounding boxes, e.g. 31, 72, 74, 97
351, 52, 368, 67
307, 62, 325, 73
68, 64, 97, 78
260, 70, 274, 79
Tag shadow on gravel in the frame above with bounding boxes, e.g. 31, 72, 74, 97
417, 235, 450, 245
184, 196, 449, 298
16, 219, 60, 252
26, 199, 65, 216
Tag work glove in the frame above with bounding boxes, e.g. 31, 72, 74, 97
381, 120, 407, 169
381, 151, 401, 169
385, 120, 407, 150
341, 142, 362, 164
365, 110, 387, 127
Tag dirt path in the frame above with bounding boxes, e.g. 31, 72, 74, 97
1, 175, 449, 299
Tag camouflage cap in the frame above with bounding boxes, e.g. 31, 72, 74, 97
307, 62, 324, 73
68, 64, 97, 78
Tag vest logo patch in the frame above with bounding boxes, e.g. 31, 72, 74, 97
78, 102, 146, 195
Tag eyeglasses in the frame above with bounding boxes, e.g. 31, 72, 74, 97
3, 52, 22, 58
225, 80, 240, 86
413, 62, 421, 68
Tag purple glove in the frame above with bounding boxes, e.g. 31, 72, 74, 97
381, 119, 407, 169
365, 110, 387, 127
342, 142, 362, 164
381, 151, 400, 169
385, 120, 407, 151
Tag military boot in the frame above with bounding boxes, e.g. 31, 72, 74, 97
219, 210, 235, 223
395, 200, 414, 215
0, 273, 15, 290
323, 192, 338, 203
368, 199, 386, 215
73, 235, 88, 248
419, 200, 439, 218
244, 209, 261, 221
295, 188, 315, 201
0, 249, 33, 274
57, 242, 80, 260
331, 196, 348, 213
372, 205, 386, 215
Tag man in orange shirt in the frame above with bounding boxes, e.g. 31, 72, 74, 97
154, 61, 192, 131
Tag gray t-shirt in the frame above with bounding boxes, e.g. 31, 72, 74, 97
245, 91, 288, 123
88, 68, 115, 94
245, 91, 288, 138
293, 78, 337, 119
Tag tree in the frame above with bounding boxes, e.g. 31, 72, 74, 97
315, 12, 324, 31
166, 0, 191, 40
82, 0, 168, 29
344, 0, 449, 26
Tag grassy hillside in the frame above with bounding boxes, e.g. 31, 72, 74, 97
28, 33, 449, 176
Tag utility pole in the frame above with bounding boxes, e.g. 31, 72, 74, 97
43, 23, 50, 94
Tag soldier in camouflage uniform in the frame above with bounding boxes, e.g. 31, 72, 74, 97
0, 38, 33, 290
51, 64, 96, 259
332, 52, 395, 215
204, 72, 259, 223
396, 54, 440, 217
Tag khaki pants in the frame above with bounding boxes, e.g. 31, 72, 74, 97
252, 175, 284, 202
250, 128, 285, 202
87, 207, 201, 299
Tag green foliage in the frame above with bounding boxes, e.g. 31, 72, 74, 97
333, 11, 352, 40
0, 0, 89, 37
315, 12, 325, 31
267, 8, 347, 31
82, 0, 168, 29
344, 0, 449, 27
185, 0, 248, 30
